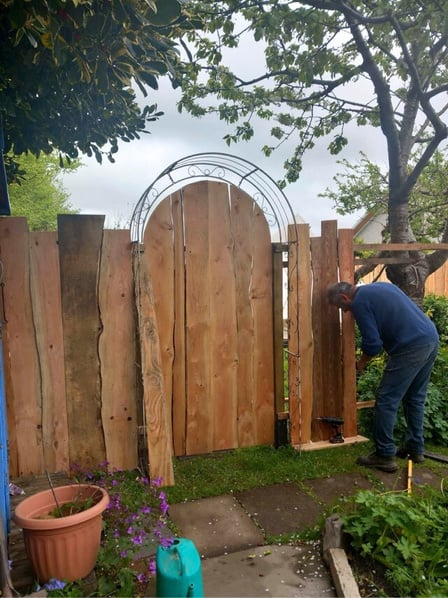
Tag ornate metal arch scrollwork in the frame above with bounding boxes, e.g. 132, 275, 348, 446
129, 152, 299, 244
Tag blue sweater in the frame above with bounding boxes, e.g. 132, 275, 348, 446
351, 283, 439, 356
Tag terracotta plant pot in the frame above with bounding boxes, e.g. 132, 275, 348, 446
13, 484, 109, 583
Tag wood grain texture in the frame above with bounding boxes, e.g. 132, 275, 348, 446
209, 184, 238, 450
145, 199, 175, 450
99, 230, 138, 470
29, 231, 69, 473
133, 248, 174, 485
0, 218, 43, 476
58, 215, 106, 470
338, 229, 357, 438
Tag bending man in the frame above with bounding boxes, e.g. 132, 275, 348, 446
327, 281, 439, 473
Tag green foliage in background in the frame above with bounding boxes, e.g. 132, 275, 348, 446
341, 489, 448, 596
8, 152, 79, 230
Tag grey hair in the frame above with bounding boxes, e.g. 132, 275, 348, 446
327, 281, 354, 304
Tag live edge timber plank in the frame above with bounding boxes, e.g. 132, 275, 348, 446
58, 215, 106, 470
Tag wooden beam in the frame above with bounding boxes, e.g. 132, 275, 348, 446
355, 243, 448, 252
357, 400, 376, 409
355, 257, 414, 265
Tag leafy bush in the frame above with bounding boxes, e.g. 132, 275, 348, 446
342, 489, 448, 596
423, 293, 448, 343
356, 321, 448, 446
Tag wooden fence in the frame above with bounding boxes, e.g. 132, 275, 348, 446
358, 259, 448, 295
2, 206, 446, 484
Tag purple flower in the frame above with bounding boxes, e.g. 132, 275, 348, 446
44, 578, 66, 591
141, 505, 151, 515
149, 558, 156, 575
120, 549, 128, 558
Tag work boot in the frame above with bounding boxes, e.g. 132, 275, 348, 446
395, 447, 425, 463
356, 452, 398, 473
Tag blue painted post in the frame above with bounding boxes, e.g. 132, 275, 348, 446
0, 320, 9, 535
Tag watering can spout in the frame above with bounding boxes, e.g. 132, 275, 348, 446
156, 538, 204, 597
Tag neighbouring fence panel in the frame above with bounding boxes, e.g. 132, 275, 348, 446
360, 261, 448, 295
145, 181, 275, 457
0, 216, 139, 477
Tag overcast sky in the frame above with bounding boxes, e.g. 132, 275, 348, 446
62, 75, 387, 236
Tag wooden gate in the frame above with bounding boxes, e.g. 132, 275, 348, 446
142, 181, 275, 456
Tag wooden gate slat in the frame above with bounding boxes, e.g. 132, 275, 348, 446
172, 192, 187, 456
29, 231, 69, 473
0, 218, 43, 476
133, 246, 174, 485
337, 229, 357, 438
320, 221, 342, 422
184, 182, 213, 454
58, 215, 106, 469
209, 184, 238, 450
99, 230, 138, 470
289, 223, 314, 446
250, 200, 275, 445
230, 189, 257, 446
145, 199, 175, 449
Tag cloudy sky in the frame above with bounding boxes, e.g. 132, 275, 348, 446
62, 75, 387, 236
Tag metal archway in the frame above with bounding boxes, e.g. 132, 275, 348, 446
130, 152, 299, 244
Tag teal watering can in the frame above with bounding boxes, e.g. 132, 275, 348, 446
156, 538, 204, 597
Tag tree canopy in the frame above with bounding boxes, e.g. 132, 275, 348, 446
323, 150, 448, 244
8, 153, 80, 231
1, 0, 187, 166
180, 0, 448, 299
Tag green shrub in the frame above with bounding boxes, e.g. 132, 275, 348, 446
356, 316, 448, 446
341, 488, 448, 597
423, 293, 448, 343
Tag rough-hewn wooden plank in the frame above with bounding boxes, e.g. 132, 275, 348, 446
355, 242, 448, 251
209, 184, 238, 450
172, 192, 187, 456
320, 221, 342, 429
287, 225, 300, 446
230, 189, 257, 447
272, 244, 285, 420
29, 231, 69, 473
58, 215, 106, 470
145, 199, 175, 449
310, 236, 325, 441
133, 248, 174, 485
294, 223, 314, 445
250, 199, 274, 445
99, 230, 138, 470
183, 182, 213, 454
0, 217, 43, 476
338, 229, 357, 438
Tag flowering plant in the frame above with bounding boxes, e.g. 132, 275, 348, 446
37, 462, 173, 597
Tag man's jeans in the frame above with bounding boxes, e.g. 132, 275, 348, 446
373, 341, 439, 457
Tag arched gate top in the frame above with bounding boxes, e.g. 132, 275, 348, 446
130, 152, 299, 244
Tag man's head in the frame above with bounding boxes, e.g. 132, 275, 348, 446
327, 282, 356, 312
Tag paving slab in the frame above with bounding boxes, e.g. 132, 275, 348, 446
234, 483, 323, 536
200, 544, 336, 597
168, 495, 264, 558
304, 472, 373, 506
